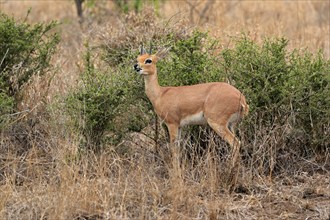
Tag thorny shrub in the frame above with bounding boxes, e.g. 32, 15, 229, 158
222, 36, 329, 155
66, 10, 329, 173
0, 11, 59, 128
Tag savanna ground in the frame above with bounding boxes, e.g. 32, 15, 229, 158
0, 1, 329, 219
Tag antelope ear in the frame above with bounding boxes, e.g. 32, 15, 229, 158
155, 47, 171, 60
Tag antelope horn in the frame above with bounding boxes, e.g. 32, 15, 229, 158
149, 42, 153, 54
140, 44, 147, 55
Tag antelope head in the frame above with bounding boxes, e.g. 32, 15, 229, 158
134, 45, 169, 76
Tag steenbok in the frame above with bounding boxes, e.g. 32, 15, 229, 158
134, 46, 249, 167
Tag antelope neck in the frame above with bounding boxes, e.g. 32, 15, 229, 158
143, 71, 162, 103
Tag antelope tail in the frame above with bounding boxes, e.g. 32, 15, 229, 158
240, 99, 249, 118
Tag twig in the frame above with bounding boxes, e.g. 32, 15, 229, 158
0, 48, 9, 70
300, 157, 329, 174
6, 103, 40, 127
9, 109, 30, 117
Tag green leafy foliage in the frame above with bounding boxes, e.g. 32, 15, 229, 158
222, 37, 290, 117
66, 43, 151, 151
286, 51, 329, 149
67, 10, 329, 155
222, 36, 329, 152
67, 45, 120, 149
158, 31, 221, 86
0, 90, 14, 128
0, 11, 59, 127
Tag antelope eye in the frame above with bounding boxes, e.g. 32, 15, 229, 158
145, 59, 152, 64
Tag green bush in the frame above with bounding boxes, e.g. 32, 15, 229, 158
221, 36, 329, 153
66, 43, 151, 151
158, 31, 221, 86
67, 45, 121, 149
0, 11, 59, 127
286, 51, 329, 150
0, 90, 14, 128
223, 38, 284, 107
67, 10, 329, 157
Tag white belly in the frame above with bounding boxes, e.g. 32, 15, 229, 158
180, 112, 207, 127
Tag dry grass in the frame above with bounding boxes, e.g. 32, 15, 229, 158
0, 1, 329, 219
1, 133, 329, 219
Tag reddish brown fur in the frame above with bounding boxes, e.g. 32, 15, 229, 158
136, 50, 249, 168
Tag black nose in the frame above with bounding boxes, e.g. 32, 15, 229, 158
134, 64, 141, 72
